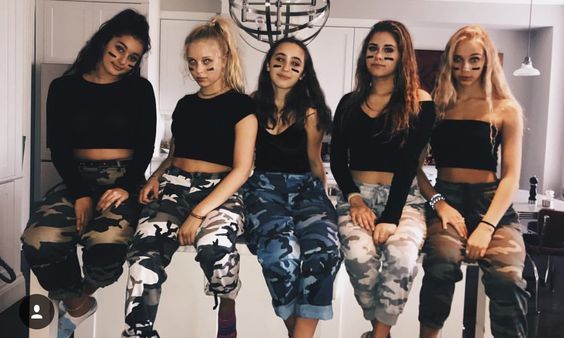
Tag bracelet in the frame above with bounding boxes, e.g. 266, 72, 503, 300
428, 193, 445, 210
480, 219, 497, 229
190, 211, 206, 220
347, 192, 362, 203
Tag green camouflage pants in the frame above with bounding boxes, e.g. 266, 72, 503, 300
418, 180, 528, 338
337, 180, 427, 326
123, 166, 244, 338
21, 161, 140, 300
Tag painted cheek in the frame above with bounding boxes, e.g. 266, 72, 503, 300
291, 68, 300, 74
108, 51, 117, 58
271, 64, 282, 68
383, 56, 395, 61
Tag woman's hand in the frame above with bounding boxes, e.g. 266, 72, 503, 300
373, 222, 397, 245
139, 176, 160, 204
435, 200, 467, 238
349, 195, 377, 231
75, 196, 93, 233
466, 223, 495, 260
178, 215, 204, 246
97, 188, 129, 212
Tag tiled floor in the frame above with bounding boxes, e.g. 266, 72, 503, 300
1, 257, 563, 338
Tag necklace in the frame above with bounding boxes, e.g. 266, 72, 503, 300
198, 86, 226, 98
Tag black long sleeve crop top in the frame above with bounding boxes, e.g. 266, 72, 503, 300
330, 93, 436, 224
171, 90, 254, 167
46, 74, 157, 198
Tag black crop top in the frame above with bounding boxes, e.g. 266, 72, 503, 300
171, 90, 254, 167
431, 119, 501, 172
254, 123, 310, 173
330, 93, 436, 225
47, 74, 157, 198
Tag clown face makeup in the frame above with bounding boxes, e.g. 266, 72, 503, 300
267, 42, 305, 91
98, 35, 143, 80
365, 31, 399, 79
186, 39, 227, 93
452, 39, 486, 87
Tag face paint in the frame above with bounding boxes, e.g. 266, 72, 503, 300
291, 68, 300, 73
384, 57, 395, 61
271, 64, 282, 68
108, 51, 117, 58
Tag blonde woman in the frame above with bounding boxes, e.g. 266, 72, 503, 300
417, 25, 527, 338
122, 16, 257, 338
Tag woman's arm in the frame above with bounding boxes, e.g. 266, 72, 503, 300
466, 101, 523, 259
305, 108, 326, 187
138, 140, 175, 205
178, 114, 258, 245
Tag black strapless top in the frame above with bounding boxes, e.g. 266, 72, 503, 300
431, 119, 501, 172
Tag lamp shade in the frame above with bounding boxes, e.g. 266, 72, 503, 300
513, 56, 540, 77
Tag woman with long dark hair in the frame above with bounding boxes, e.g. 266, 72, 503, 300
21, 9, 155, 338
418, 25, 527, 338
330, 20, 435, 338
122, 16, 257, 338
243, 37, 340, 338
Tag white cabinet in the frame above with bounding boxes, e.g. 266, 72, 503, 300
41, 0, 145, 64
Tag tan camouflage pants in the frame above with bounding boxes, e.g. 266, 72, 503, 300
21, 162, 140, 300
418, 180, 528, 338
337, 180, 427, 326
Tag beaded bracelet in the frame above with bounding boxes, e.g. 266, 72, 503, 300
347, 192, 362, 203
428, 193, 445, 210
190, 211, 206, 220
480, 219, 497, 229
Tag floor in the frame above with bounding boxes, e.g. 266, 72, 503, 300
1, 256, 563, 338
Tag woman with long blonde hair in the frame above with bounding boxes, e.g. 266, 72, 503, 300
331, 20, 435, 338
122, 16, 257, 338
417, 25, 527, 338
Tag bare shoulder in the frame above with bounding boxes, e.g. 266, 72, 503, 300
418, 89, 432, 102
494, 99, 522, 122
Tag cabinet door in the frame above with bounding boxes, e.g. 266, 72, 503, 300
159, 19, 204, 115
42, 0, 144, 63
306, 26, 355, 115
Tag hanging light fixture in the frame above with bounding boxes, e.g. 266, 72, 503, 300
513, 0, 540, 76
229, 0, 330, 52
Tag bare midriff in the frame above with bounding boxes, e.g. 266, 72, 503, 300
73, 149, 134, 161
437, 167, 497, 183
172, 157, 231, 174
351, 170, 394, 185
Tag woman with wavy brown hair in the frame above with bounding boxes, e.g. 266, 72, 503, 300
330, 20, 435, 338
417, 25, 527, 338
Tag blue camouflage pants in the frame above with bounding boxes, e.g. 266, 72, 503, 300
336, 180, 427, 326
21, 160, 140, 300
243, 171, 341, 320
418, 180, 528, 338
123, 166, 244, 338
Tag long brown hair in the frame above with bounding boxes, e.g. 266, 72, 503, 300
341, 20, 421, 138
184, 15, 245, 93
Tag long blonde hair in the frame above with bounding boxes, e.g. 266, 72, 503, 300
184, 16, 245, 93
434, 25, 521, 119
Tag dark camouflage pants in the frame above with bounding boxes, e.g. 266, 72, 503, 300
123, 166, 244, 338
243, 171, 341, 320
21, 160, 140, 300
418, 180, 528, 338
336, 180, 427, 326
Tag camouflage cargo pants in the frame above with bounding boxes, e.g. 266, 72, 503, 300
243, 171, 341, 320
123, 166, 244, 338
418, 180, 528, 338
21, 160, 140, 300
336, 180, 427, 326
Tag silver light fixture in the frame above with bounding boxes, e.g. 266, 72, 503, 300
229, 0, 330, 52
513, 0, 540, 77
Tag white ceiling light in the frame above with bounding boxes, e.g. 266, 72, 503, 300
513, 0, 540, 76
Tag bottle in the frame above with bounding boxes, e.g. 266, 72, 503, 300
542, 189, 555, 209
